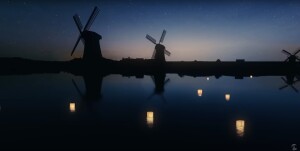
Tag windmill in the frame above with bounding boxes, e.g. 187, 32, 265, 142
71, 6, 103, 61
282, 49, 300, 63
279, 75, 300, 92
146, 30, 171, 62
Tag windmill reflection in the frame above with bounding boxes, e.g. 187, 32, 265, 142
72, 74, 103, 101
148, 73, 170, 102
279, 75, 300, 92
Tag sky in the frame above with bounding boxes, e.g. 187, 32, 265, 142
1, 0, 300, 61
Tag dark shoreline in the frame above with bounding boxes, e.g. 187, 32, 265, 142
0, 57, 299, 78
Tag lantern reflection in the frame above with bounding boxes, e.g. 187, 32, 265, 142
146, 111, 154, 128
197, 89, 203, 96
69, 102, 76, 113
225, 94, 230, 101
236, 120, 245, 137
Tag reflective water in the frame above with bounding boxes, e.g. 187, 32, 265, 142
0, 74, 299, 150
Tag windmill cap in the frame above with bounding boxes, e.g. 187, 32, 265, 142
82, 31, 102, 39
155, 44, 165, 49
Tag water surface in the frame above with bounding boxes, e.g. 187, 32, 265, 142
0, 74, 299, 150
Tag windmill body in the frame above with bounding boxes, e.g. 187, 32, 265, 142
154, 44, 166, 62
81, 31, 102, 61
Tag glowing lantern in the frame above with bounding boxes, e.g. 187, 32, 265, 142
236, 120, 245, 137
69, 102, 76, 113
197, 89, 203, 96
225, 94, 230, 101
146, 111, 154, 128
250, 75, 253, 78
206, 77, 210, 81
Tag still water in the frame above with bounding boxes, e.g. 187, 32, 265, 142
0, 73, 299, 150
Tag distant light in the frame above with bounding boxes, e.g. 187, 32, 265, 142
69, 102, 76, 113
236, 120, 245, 137
147, 111, 154, 128
225, 94, 230, 101
197, 89, 203, 97
250, 75, 253, 78
206, 77, 210, 81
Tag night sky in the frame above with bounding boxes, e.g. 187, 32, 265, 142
1, 0, 300, 61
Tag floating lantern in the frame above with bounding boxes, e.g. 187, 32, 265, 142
69, 102, 76, 113
236, 120, 245, 137
206, 77, 210, 81
146, 111, 154, 128
197, 89, 203, 97
250, 75, 253, 78
225, 94, 230, 101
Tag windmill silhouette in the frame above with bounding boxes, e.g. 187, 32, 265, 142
282, 49, 300, 63
279, 75, 300, 92
146, 30, 171, 62
71, 7, 103, 61
148, 73, 170, 102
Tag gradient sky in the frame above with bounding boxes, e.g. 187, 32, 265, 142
1, 0, 300, 61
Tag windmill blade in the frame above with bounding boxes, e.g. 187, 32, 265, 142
150, 76, 155, 83
83, 6, 99, 31
73, 14, 83, 33
151, 49, 156, 59
164, 78, 170, 85
164, 50, 171, 56
159, 30, 166, 44
296, 76, 300, 81
293, 79, 299, 84
160, 94, 167, 103
146, 34, 156, 44
290, 85, 299, 92
282, 49, 292, 56
85, 7, 100, 31
71, 35, 82, 56
71, 34, 85, 56
147, 91, 156, 100
294, 49, 300, 55
284, 58, 289, 62
279, 84, 289, 90
281, 77, 288, 83
72, 79, 83, 97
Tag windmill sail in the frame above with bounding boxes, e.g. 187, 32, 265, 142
151, 49, 156, 59
73, 14, 83, 32
84, 7, 99, 31
159, 30, 166, 44
146, 35, 156, 44
282, 49, 292, 56
71, 35, 81, 56
86, 7, 100, 31
164, 50, 171, 56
